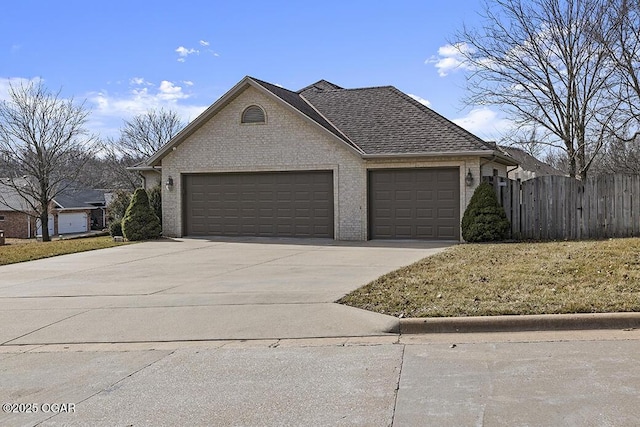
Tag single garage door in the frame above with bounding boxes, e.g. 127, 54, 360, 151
184, 171, 333, 238
58, 212, 88, 234
369, 168, 460, 240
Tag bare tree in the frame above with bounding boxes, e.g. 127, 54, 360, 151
100, 140, 148, 191
0, 81, 98, 241
605, 0, 640, 134
102, 108, 184, 190
454, 0, 617, 180
116, 108, 184, 160
596, 136, 640, 174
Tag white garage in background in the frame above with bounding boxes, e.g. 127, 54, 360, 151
57, 212, 88, 234
36, 214, 55, 236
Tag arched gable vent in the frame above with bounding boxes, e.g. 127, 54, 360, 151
241, 105, 266, 124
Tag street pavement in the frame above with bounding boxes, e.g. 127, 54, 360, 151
1, 238, 639, 426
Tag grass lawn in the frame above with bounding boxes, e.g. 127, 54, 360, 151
339, 238, 640, 317
0, 236, 130, 266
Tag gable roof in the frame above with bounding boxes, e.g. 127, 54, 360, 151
248, 78, 358, 150
0, 178, 105, 212
500, 146, 565, 176
53, 188, 105, 209
0, 178, 33, 211
142, 76, 516, 167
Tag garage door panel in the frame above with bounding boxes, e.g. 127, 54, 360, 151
369, 168, 460, 240
184, 171, 333, 238
58, 212, 88, 234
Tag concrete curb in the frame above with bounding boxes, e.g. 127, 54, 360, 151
399, 312, 640, 334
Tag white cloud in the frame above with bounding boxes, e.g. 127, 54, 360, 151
177, 42, 219, 61
86, 79, 208, 137
176, 46, 198, 57
408, 94, 431, 107
0, 77, 208, 139
129, 77, 152, 86
158, 80, 189, 101
175, 46, 199, 62
427, 43, 475, 77
453, 107, 514, 140
0, 77, 41, 101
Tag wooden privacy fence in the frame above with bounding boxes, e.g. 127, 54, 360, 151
486, 174, 640, 241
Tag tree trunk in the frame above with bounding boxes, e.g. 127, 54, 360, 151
40, 211, 51, 242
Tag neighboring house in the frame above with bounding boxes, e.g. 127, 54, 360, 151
0, 179, 107, 238
500, 146, 565, 181
133, 76, 517, 241
51, 187, 107, 235
0, 180, 37, 239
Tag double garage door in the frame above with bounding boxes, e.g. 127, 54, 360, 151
183, 168, 460, 240
184, 171, 334, 238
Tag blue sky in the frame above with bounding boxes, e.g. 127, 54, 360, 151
1, 0, 510, 141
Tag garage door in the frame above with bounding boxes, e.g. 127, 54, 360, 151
58, 212, 88, 234
184, 171, 333, 238
369, 168, 460, 240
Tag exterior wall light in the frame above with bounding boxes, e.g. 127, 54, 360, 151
465, 169, 474, 187
165, 176, 174, 190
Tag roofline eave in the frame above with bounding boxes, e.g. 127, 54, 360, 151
362, 150, 519, 166
127, 165, 162, 172
144, 76, 366, 167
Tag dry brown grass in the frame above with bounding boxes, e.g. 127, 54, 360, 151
339, 238, 640, 317
0, 236, 130, 266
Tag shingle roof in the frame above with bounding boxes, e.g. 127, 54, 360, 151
0, 178, 33, 211
500, 146, 565, 176
53, 188, 105, 209
141, 76, 515, 167
0, 179, 105, 211
299, 84, 497, 155
297, 80, 344, 94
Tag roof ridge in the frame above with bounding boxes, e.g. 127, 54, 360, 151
248, 77, 362, 153
298, 93, 364, 154
296, 79, 344, 93
248, 76, 299, 95
335, 85, 395, 92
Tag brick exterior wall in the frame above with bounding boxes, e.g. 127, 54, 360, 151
156, 86, 368, 240
144, 85, 507, 241
0, 211, 36, 239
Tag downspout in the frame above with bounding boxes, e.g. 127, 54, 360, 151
479, 154, 499, 172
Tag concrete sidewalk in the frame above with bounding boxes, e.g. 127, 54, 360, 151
2, 331, 640, 426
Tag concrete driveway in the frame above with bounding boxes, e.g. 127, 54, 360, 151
0, 237, 451, 345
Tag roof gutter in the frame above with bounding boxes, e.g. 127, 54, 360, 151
127, 165, 162, 172
362, 150, 518, 165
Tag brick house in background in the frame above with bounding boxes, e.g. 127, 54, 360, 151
0, 186, 36, 239
0, 179, 107, 239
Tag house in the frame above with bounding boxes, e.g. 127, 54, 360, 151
0, 179, 106, 238
500, 146, 565, 181
134, 76, 517, 241
0, 181, 36, 239
51, 187, 107, 235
